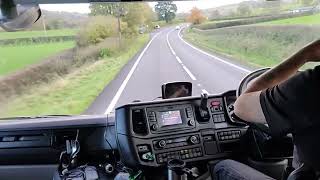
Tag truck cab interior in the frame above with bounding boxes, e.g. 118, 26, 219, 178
0, 0, 316, 179
0, 68, 306, 180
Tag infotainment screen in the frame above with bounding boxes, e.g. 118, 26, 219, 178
159, 110, 183, 126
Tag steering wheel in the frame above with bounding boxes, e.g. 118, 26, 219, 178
237, 67, 270, 97
232, 68, 272, 135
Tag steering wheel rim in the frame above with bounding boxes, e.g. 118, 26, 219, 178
236, 67, 271, 98
234, 67, 272, 135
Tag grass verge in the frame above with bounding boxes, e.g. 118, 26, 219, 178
0, 35, 149, 117
184, 26, 319, 68
0, 41, 75, 76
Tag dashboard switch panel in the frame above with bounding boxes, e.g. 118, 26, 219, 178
212, 114, 226, 123
217, 130, 241, 141
156, 147, 203, 164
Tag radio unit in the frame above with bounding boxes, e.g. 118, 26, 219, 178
146, 104, 195, 133
153, 135, 200, 150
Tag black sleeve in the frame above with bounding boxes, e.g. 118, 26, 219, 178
260, 65, 320, 137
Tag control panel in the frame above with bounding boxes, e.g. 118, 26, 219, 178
115, 91, 247, 168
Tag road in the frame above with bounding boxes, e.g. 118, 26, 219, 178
85, 26, 252, 115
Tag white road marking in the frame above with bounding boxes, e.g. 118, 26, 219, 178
104, 32, 161, 114
166, 29, 197, 81
177, 28, 251, 73
197, 84, 201, 87
202, 89, 209, 94
182, 65, 197, 81
166, 29, 176, 55
176, 56, 182, 64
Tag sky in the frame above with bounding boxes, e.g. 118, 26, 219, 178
40, 0, 246, 14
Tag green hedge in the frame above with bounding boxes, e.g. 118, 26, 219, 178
0, 36, 75, 45
195, 11, 316, 30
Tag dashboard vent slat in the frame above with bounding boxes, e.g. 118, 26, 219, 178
132, 109, 148, 135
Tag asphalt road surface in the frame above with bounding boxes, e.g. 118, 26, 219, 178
85, 26, 252, 115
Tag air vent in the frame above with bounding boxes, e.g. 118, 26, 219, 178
132, 109, 148, 135
0, 134, 51, 148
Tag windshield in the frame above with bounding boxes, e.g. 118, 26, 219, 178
0, 0, 319, 118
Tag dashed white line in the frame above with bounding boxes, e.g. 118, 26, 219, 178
177, 27, 251, 73
166, 29, 197, 81
182, 65, 197, 81
104, 32, 161, 114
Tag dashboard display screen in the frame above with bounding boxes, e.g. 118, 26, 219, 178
159, 110, 182, 126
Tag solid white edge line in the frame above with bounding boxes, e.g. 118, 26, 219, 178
104, 33, 161, 114
182, 66, 197, 81
177, 27, 251, 73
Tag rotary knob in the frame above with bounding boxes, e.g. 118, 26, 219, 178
188, 119, 195, 126
158, 140, 166, 148
151, 124, 158, 131
189, 135, 199, 144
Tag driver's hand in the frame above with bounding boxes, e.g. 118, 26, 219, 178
301, 40, 320, 62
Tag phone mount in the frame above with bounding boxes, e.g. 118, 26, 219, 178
167, 159, 198, 180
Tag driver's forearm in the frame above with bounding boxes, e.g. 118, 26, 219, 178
244, 51, 307, 93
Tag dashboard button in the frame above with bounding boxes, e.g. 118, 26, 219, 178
158, 140, 166, 148
189, 136, 199, 144
150, 124, 158, 131
188, 120, 195, 126
137, 145, 149, 153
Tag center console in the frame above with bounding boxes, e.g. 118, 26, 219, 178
116, 91, 247, 168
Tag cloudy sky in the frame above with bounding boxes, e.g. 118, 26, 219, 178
40, 0, 246, 14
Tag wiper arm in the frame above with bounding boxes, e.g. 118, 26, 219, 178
0, 114, 72, 120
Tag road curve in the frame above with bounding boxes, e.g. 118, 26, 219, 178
85, 26, 252, 115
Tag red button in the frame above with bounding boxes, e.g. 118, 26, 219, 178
211, 101, 220, 106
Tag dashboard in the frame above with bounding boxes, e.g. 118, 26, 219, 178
0, 90, 247, 179
115, 90, 248, 168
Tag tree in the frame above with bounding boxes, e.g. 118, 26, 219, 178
89, 2, 154, 35
237, 3, 252, 16
122, 3, 154, 28
89, 3, 123, 16
154, 2, 177, 23
187, 7, 206, 25
90, 3, 154, 25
